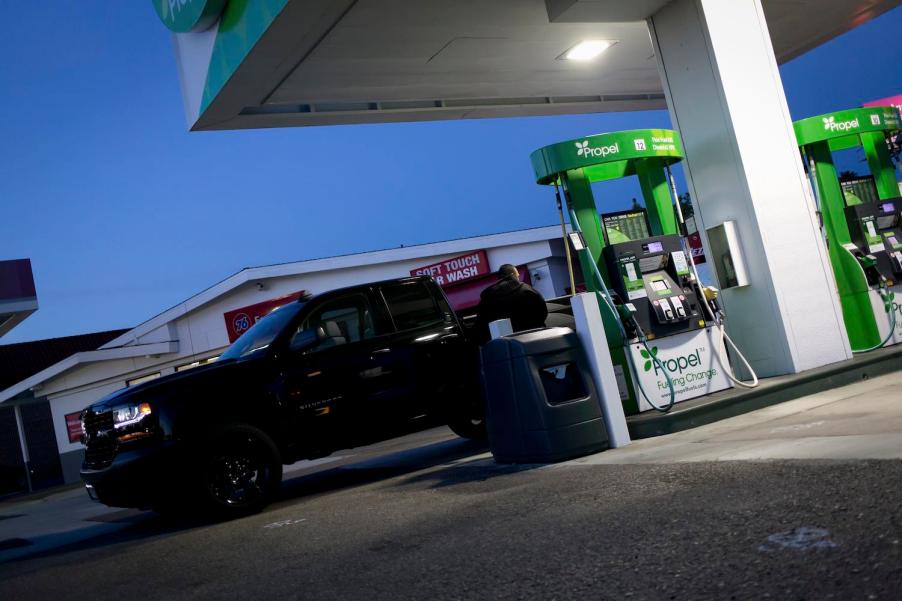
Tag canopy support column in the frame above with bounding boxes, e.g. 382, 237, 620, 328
648, 0, 852, 376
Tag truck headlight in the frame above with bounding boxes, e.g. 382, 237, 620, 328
112, 402, 152, 429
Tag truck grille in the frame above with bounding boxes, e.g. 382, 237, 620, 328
82, 409, 118, 469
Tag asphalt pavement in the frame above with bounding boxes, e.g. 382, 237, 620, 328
1, 371, 901, 600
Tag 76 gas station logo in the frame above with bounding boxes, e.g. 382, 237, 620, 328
232, 312, 253, 335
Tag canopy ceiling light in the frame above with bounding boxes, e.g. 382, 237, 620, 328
559, 40, 616, 61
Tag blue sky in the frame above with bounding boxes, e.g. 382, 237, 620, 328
1, 3, 901, 344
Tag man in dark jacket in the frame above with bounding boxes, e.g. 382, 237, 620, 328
475, 264, 548, 343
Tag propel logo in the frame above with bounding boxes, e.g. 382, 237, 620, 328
575, 140, 620, 159
641, 346, 703, 375
640, 346, 659, 372
822, 116, 859, 132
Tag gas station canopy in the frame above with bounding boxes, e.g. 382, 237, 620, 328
161, 0, 899, 380
169, 0, 899, 131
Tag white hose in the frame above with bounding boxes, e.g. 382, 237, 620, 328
851, 285, 897, 353
714, 316, 759, 388
666, 166, 759, 388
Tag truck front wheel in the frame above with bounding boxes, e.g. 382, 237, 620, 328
198, 425, 282, 519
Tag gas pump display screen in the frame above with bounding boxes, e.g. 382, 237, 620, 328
876, 213, 899, 229
650, 280, 669, 293
639, 256, 666, 273
643, 241, 664, 254
602, 211, 650, 244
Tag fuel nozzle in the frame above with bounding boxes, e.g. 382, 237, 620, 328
858, 253, 879, 270
702, 286, 723, 318
862, 253, 894, 288
616, 303, 635, 321
616, 302, 640, 339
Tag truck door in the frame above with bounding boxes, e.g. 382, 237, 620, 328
280, 292, 399, 449
378, 280, 469, 419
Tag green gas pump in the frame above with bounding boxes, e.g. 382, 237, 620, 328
794, 106, 902, 351
531, 129, 756, 415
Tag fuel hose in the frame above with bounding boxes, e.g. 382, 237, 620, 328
851, 283, 897, 353
666, 166, 759, 388
565, 205, 676, 412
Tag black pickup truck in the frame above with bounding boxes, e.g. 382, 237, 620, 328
80, 276, 484, 518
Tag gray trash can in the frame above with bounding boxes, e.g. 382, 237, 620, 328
480, 327, 609, 463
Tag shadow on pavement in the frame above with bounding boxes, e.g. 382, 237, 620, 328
390, 461, 544, 490
275, 437, 489, 505
2, 433, 490, 566
0, 513, 181, 567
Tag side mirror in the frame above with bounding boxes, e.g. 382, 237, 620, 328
289, 329, 320, 352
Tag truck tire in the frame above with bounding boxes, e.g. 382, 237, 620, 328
196, 424, 282, 519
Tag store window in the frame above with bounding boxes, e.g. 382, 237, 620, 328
126, 372, 160, 387
175, 356, 219, 372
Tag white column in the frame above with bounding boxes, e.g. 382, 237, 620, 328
14, 404, 33, 492
571, 293, 630, 448
647, 0, 852, 377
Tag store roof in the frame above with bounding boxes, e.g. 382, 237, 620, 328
0, 330, 128, 394
172, 0, 898, 130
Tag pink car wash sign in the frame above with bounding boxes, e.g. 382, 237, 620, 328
411, 250, 490, 286
864, 94, 902, 112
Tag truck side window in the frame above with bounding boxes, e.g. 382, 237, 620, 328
381, 281, 443, 331
293, 294, 375, 351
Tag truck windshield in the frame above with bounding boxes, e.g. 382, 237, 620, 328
220, 303, 303, 361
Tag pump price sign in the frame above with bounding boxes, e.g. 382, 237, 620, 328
687, 232, 706, 264
411, 250, 490, 286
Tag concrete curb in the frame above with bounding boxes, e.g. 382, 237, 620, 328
626, 344, 902, 439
